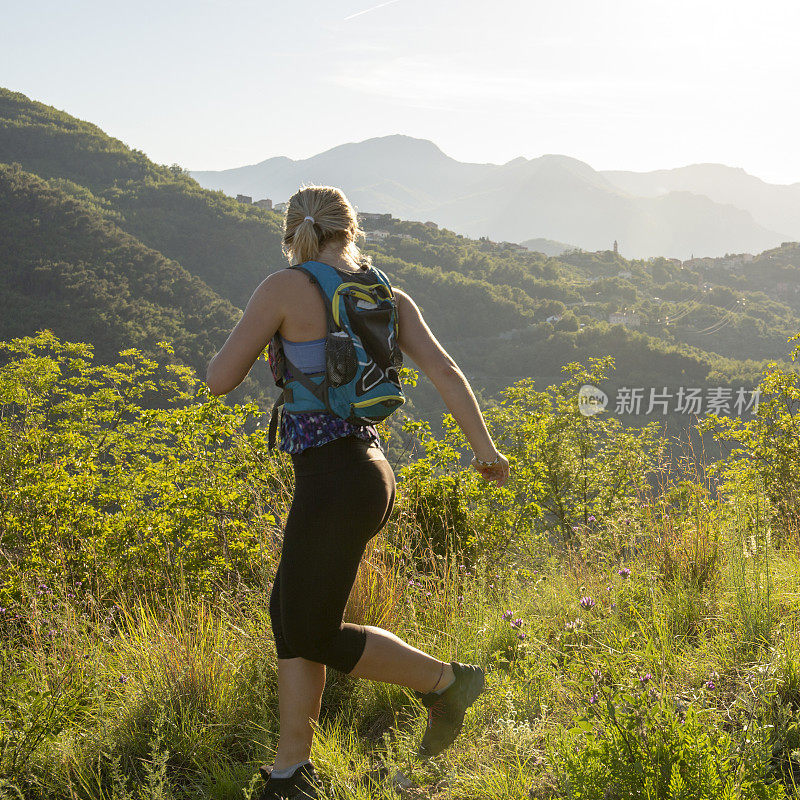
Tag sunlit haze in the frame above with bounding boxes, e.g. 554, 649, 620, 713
4, 0, 799, 183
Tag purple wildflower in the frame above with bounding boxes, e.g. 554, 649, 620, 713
588, 693, 598, 704
511, 618, 524, 628
639, 672, 652, 684
592, 668, 602, 681
580, 596, 596, 610
517, 632, 527, 641
706, 680, 715, 690
618, 567, 631, 579
502, 610, 513, 621
588, 515, 596, 522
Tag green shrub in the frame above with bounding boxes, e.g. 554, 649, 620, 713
552, 672, 782, 799
0, 332, 287, 604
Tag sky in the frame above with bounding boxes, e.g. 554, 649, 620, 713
4, 0, 800, 183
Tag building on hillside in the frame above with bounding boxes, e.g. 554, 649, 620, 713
616, 270, 633, 279
358, 212, 393, 222
609, 312, 641, 327
365, 230, 391, 243
683, 257, 715, 270
236, 194, 253, 204
273, 202, 288, 213
613, 239, 619, 254
718, 253, 755, 270
254, 198, 272, 210
546, 315, 562, 324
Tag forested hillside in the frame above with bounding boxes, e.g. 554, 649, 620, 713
0, 164, 241, 377
2, 87, 799, 436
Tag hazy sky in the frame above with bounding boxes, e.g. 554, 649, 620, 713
4, 0, 799, 183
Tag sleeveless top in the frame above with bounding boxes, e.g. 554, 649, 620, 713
277, 335, 383, 455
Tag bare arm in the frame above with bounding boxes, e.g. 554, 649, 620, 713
394, 288, 509, 486
206, 273, 285, 396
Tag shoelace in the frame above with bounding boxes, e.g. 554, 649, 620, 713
427, 699, 448, 724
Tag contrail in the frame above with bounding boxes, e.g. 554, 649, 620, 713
344, 0, 402, 21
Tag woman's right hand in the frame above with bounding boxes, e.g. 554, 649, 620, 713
471, 452, 510, 488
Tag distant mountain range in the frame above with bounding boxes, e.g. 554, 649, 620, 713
191, 136, 799, 261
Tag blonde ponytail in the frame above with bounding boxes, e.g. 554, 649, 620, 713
281, 184, 371, 269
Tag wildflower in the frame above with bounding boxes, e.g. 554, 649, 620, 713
606, 585, 613, 592
588, 515, 596, 522
592, 668, 602, 681
579, 596, 596, 610
511, 618, 524, 628
610, 602, 617, 609
119, 675, 129, 684
706, 680, 716, 690
458, 595, 464, 604
639, 672, 652, 684
618, 567, 631, 579
572, 526, 580, 532
564, 618, 584, 631
588, 693, 598, 704
502, 610, 513, 621
517, 632, 527, 641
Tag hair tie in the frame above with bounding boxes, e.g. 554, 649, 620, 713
303, 215, 315, 223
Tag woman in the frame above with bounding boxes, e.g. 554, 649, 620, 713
206, 185, 510, 800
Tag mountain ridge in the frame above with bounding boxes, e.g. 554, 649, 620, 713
191, 135, 796, 259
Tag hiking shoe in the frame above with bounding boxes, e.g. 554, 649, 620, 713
414, 661, 486, 758
256, 761, 320, 800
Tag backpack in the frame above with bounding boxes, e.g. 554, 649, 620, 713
267, 260, 406, 450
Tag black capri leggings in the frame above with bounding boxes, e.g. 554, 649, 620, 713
269, 434, 396, 674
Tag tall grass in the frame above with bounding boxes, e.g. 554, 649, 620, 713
4, 455, 800, 799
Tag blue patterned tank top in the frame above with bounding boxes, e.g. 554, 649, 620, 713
277, 336, 382, 455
